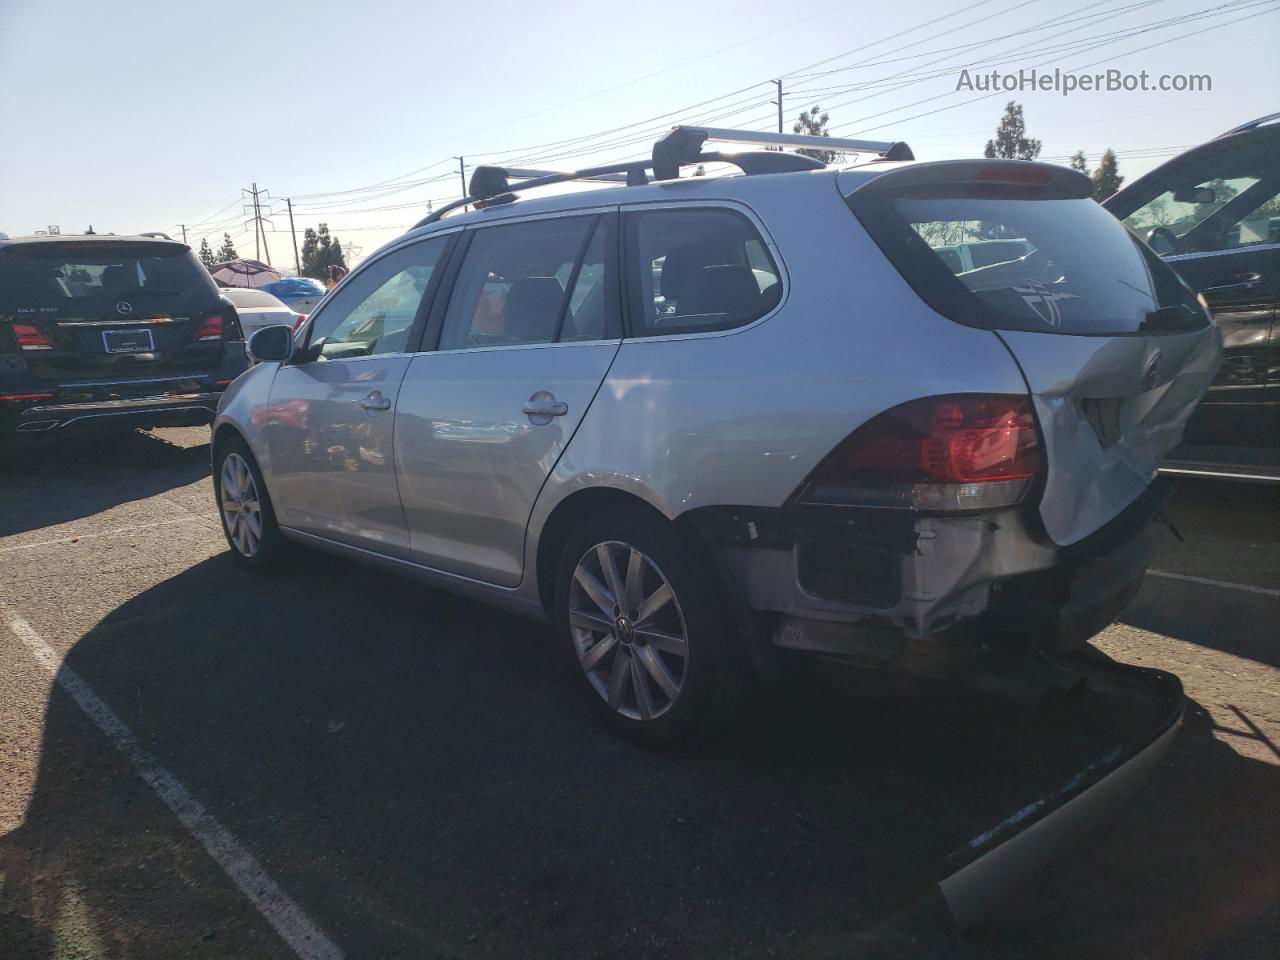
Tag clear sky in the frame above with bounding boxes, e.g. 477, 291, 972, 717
2, 0, 1276, 267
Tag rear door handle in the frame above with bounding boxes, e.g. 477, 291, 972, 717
523, 391, 568, 420
1201, 273, 1262, 295
522, 400, 568, 417
358, 390, 391, 411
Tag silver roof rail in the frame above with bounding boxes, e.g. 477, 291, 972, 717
1217, 112, 1280, 138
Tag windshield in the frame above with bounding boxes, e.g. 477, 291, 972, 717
0, 242, 217, 313
849, 194, 1207, 336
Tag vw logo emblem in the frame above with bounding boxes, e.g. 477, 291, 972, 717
115, 301, 134, 316
1142, 351, 1163, 391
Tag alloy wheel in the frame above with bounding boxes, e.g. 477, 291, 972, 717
568, 540, 689, 721
220, 452, 263, 558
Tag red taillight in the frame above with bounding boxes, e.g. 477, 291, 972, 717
195, 314, 224, 341
12, 323, 53, 350
795, 395, 1041, 512
292, 313, 308, 331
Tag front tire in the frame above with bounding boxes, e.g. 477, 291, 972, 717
213, 436, 285, 570
555, 509, 738, 744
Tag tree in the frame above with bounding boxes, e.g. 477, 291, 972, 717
983, 101, 1041, 160
299, 223, 348, 280
198, 238, 217, 270
1069, 151, 1089, 174
793, 105, 844, 164
1091, 149, 1124, 201
216, 232, 238, 262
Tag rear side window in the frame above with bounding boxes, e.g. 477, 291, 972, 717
849, 194, 1206, 336
625, 207, 782, 337
0, 242, 217, 313
439, 215, 617, 350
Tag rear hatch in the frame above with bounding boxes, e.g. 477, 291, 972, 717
0, 239, 241, 390
844, 160, 1223, 545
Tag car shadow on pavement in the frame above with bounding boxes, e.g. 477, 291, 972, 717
1, 549, 1277, 959
0, 430, 211, 538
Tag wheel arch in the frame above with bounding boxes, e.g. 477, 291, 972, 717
535, 486, 701, 619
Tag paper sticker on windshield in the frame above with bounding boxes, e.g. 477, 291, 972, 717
1013, 281, 1078, 328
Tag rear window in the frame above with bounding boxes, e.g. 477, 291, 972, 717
848, 194, 1206, 336
224, 289, 287, 308
0, 242, 217, 313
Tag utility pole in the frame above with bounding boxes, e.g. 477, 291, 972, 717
456, 156, 467, 196
773, 80, 784, 134
243, 182, 273, 265
180, 224, 187, 244
286, 198, 300, 275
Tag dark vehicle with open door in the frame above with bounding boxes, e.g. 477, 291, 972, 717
0, 234, 248, 458
1104, 114, 1280, 481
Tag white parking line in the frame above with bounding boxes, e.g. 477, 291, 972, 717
1, 605, 344, 960
0, 516, 210, 555
1147, 569, 1280, 599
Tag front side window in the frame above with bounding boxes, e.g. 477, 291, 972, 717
626, 207, 782, 337
439, 216, 606, 350
307, 236, 448, 360
1115, 135, 1280, 256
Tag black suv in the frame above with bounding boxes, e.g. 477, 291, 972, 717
1104, 113, 1280, 481
0, 234, 247, 453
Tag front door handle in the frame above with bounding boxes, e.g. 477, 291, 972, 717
358, 390, 391, 411
523, 391, 568, 422
1201, 273, 1262, 295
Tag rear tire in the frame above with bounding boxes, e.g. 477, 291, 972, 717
554, 509, 741, 744
213, 435, 286, 571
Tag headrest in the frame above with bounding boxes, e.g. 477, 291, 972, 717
504, 277, 564, 343
675, 264, 763, 320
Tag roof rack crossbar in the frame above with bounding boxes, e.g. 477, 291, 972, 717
412, 124, 913, 228
677, 125, 896, 155
502, 167, 630, 184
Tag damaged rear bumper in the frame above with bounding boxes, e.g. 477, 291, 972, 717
690, 480, 1172, 665
937, 656, 1183, 927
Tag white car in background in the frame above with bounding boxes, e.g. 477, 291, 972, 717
219, 287, 301, 338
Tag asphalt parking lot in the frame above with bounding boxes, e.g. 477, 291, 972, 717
1, 427, 1277, 960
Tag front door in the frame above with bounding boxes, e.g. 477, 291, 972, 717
263, 234, 452, 554
1110, 132, 1280, 466
394, 212, 621, 586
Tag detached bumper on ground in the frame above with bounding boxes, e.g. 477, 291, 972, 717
937, 656, 1183, 928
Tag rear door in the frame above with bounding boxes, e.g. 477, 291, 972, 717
393, 211, 621, 586
846, 161, 1223, 546
0, 240, 235, 388
263, 234, 452, 554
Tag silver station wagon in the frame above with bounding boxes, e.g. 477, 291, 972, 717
212, 125, 1221, 744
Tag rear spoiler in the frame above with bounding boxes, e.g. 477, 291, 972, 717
846, 160, 1092, 200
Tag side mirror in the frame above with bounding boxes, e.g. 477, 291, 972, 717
1172, 186, 1216, 205
247, 324, 295, 364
